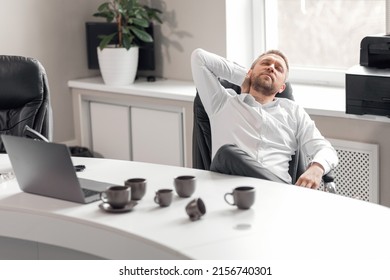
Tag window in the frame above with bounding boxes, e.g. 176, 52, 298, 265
253, 0, 386, 87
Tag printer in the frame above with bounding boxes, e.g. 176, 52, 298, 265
346, 34, 390, 117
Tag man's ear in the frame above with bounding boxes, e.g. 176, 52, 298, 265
277, 83, 286, 94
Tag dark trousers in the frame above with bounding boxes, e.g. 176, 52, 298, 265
210, 144, 287, 183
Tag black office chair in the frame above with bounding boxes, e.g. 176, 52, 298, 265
0, 55, 52, 152
192, 79, 336, 192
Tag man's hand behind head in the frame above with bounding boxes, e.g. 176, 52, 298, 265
241, 69, 252, 93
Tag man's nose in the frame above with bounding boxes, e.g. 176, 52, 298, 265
267, 64, 275, 72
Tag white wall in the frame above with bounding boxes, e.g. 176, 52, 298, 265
154, 0, 254, 77
151, 0, 227, 80
0, 0, 104, 142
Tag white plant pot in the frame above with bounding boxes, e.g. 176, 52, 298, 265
97, 46, 139, 86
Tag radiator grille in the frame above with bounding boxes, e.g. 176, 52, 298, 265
317, 139, 379, 203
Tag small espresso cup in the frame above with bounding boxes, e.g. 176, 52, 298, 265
224, 186, 255, 210
125, 178, 147, 200
100, 185, 130, 209
174, 175, 196, 198
154, 189, 173, 207
185, 198, 206, 221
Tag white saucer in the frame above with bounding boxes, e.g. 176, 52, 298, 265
99, 201, 138, 213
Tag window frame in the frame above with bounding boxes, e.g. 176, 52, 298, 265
252, 0, 390, 87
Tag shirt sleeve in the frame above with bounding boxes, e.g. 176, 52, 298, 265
295, 106, 339, 174
191, 48, 247, 116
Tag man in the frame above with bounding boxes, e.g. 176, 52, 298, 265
191, 48, 338, 188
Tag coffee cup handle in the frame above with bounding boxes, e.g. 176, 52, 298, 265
154, 193, 159, 204
224, 193, 235, 206
100, 191, 108, 203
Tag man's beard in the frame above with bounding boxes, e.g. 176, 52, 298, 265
251, 75, 277, 97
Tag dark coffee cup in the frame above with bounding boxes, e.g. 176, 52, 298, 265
125, 178, 147, 200
224, 186, 255, 210
185, 198, 206, 221
174, 175, 196, 198
100, 185, 130, 209
154, 189, 173, 207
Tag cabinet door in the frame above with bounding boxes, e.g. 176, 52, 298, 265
131, 107, 183, 166
90, 102, 130, 160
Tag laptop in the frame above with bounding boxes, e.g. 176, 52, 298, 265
1, 135, 113, 204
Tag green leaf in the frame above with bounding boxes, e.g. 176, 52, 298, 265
129, 26, 153, 43
97, 2, 110, 12
98, 33, 117, 50
148, 8, 163, 24
93, 0, 163, 47
118, 7, 126, 15
126, 0, 135, 12
121, 26, 130, 34
136, 8, 148, 19
132, 17, 149, 28
122, 34, 134, 50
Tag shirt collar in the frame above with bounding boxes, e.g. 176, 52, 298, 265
239, 93, 279, 108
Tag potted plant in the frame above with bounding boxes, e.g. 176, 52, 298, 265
93, 0, 162, 85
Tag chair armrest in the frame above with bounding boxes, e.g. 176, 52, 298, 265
23, 125, 49, 142
323, 170, 335, 183
323, 170, 336, 194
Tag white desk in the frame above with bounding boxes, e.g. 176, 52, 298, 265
1, 154, 390, 260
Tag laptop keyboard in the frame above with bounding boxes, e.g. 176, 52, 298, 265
82, 188, 100, 198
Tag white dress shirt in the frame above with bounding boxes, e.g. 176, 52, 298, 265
191, 48, 338, 183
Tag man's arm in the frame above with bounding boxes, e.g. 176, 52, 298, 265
191, 48, 247, 116
241, 69, 252, 93
295, 162, 325, 189
295, 107, 339, 189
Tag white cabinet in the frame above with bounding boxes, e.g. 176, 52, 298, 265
90, 102, 131, 160
131, 107, 183, 166
69, 77, 195, 167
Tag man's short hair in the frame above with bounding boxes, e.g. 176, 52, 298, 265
252, 50, 289, 80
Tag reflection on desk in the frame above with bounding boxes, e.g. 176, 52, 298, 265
1, 154, 390, 260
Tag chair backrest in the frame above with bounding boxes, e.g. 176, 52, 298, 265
192, 79, 306, 183
0, 55, 52, 153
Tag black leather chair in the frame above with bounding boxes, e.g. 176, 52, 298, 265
192, 79, 335, 191
0, 55, 52, 153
